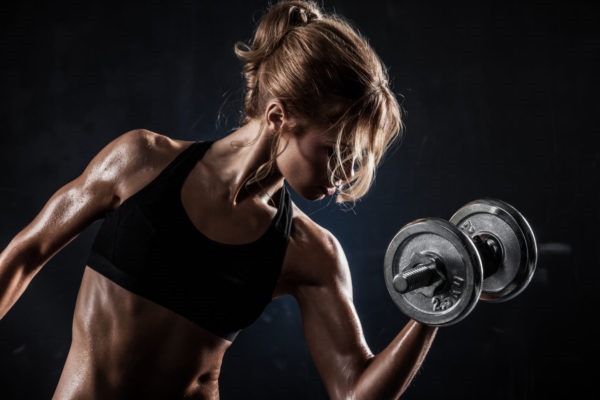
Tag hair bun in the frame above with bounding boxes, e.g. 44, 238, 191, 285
288, 4, 320, 26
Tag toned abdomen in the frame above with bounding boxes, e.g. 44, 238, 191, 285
52, 267, 231, 400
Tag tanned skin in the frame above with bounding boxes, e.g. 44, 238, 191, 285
0, 103, 437, 399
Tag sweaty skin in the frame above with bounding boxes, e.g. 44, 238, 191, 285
0, 117, 437, 399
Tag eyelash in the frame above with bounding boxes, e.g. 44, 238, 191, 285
328, 148, 352, 162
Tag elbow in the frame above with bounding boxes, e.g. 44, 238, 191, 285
330, 355, 378, 400
0, 241, 44, 320
2, 235, 46, 277
346, 355, 411, 400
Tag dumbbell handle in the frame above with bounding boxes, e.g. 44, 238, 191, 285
393, 234, 502, 294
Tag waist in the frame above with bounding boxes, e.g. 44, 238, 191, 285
57, 266, 231, 399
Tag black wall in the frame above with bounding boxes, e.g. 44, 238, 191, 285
1, 0, 598, 398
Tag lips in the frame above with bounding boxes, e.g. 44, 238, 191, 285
322, 186, 337, 196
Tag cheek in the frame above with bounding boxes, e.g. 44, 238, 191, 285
277, 147, 311, 183
277, 141, 326, 191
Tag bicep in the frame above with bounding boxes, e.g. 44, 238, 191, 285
6, 130, 147, 265
290, 235, 373, 398
0, 147, 120, 319
296, 281, 373, 399
17, 174, 114, 263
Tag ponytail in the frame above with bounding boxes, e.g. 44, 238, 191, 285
235, 1, 321, 120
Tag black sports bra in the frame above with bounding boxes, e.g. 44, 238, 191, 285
87, 140, 292, 341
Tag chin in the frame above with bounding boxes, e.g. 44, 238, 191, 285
298, 189, 325, 201
302, 193, 324, 201
289, 184, 328, 201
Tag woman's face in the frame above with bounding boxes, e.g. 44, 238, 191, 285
275, 124, 353, 201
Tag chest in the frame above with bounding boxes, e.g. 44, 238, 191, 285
180, 163, 278, 245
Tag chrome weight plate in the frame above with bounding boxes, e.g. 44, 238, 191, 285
383, 218, 483, 326
449, 199, 538, 302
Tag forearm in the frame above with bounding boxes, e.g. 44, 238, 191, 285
352, 320, 438, 399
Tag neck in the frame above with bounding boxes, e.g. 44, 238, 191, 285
208, 119, 285, 205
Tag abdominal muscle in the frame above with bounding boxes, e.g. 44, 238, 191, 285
52, 267, 232, 400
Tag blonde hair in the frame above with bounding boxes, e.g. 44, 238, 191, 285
235, 0, 403, 203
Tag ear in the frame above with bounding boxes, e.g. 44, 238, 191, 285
264, 100, 287, 133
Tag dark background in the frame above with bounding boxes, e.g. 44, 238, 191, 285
1, 0, 598, 398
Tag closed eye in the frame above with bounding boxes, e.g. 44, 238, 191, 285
326, 144, 351, 159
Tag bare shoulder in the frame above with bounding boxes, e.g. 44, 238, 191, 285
95, 128, 190, 168
83, 129, 194, 206
279, 204, 352, 292
290, 206, 341, 259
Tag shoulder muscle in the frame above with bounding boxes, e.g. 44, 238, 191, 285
280, 210, 353, 298
83, 128, 187, 207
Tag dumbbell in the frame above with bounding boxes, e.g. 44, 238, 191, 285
383, 198, 537, 326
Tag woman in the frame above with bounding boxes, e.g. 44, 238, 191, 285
0, 1, 438, 399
